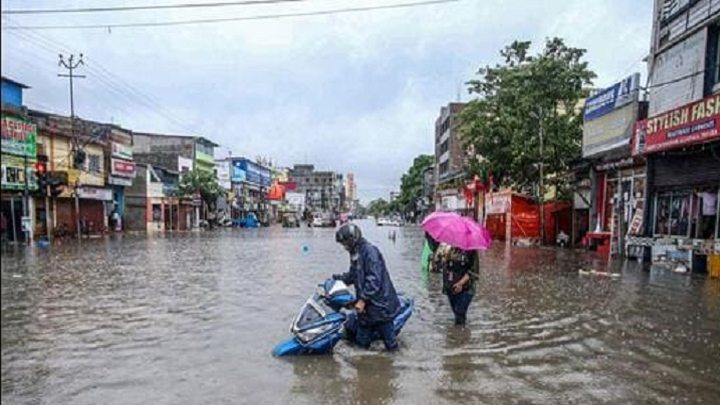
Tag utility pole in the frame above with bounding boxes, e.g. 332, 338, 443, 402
58, 53, 85, 240
538, 106, 545, 246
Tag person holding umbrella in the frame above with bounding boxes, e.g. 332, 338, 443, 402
422, 212, 491, 326
436, 242, 477, 325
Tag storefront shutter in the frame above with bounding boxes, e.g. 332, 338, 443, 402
651, 145, 720, 189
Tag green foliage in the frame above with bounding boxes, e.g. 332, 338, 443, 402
459, 38, 596, 198
396, 154, 434, 215
178, 169, 223, 208
367, 198, 390, 218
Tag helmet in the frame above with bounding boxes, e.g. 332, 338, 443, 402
336, 223, 362, 252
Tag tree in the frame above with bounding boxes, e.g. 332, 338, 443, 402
178, 169, 223, 210
367, 198, 390, 219
459, 38, 596, 197
396, 154, 434, 217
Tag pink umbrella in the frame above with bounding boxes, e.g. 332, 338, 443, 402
421, 212, 492, 250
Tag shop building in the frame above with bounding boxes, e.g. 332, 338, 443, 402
29, 111, 115, 238
1, 77, 37, 243
133, 132, 218, 227
230, 157, 272, 223
631, 95, 720, 267
580, 73, 648, 258
287, 164, 342, 213
124, 164, 195, 232
624, 0, 720, 269
105, 127, 135, 225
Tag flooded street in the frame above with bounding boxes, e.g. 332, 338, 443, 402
2, 221, 719, 405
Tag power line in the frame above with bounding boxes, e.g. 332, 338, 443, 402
2, 0, 462, 30
3, 23, 200, 134
2, 0, 309, 15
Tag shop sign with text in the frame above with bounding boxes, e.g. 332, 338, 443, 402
633, 94, 720, 155
108, 175, 133, 187
111, 142, 133, 160
1, 116, 37, 158
584, 73, 640, 121
77, 187, 113, 201
111, 158, 136, 178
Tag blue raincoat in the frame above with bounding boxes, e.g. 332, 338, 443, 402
334, 238, 401, 325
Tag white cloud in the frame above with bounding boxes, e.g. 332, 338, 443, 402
1, 0, 653, 202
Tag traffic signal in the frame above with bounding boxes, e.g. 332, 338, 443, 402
35, 161, 48, 191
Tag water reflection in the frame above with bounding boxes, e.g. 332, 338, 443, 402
349, 354, 397, 405
1, 224, 719, 405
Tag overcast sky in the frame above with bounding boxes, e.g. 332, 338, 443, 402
1, 0, 653, 203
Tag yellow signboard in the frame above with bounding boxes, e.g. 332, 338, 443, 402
67, 169, 79, 185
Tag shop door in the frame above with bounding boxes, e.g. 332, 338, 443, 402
1, 197, 25, 242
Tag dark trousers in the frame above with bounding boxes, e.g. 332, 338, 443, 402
447, 290, 473, 325
356, 320, 398, 351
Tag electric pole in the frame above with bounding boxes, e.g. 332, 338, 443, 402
538, 106, 545, 246
58, 53, 85, 240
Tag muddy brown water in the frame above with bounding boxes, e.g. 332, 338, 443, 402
2, 220, 719, 405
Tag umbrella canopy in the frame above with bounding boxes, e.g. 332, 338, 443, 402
421, 212, 492, 251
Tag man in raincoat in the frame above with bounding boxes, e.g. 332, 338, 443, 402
333, 223, 401, 351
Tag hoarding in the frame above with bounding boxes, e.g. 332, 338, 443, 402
633, 94, 720, 155
583, 73, 640, 121
649, 29, 706, 116
1, 116, 37, 158
582, 101, 639, 157
216, 160, 232, 190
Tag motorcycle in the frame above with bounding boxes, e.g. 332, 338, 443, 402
272, 278, 414, 356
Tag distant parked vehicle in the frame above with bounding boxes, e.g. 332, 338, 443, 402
283, 214, 300, 228
311, 212, 336, 228
377, 217, 401, 227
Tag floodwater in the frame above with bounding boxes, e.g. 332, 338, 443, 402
2, 220, 719, 405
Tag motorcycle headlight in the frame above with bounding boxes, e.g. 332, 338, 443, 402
297, 323, 335, 344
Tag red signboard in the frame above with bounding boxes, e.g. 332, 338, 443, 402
280, 181, 297, 191
632, 94, 720, 155
111, 158, 136, 178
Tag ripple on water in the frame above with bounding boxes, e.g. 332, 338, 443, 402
2, 224, 720, 405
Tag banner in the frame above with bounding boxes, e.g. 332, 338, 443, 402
1, 116, 37, 158
633, 94, 720, 155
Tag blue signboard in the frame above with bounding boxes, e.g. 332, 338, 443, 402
232, 160, 246, 183
232, 159, 271, 187
583, 73, 640, 122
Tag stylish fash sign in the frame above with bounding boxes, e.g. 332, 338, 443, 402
633, 94, 720, 155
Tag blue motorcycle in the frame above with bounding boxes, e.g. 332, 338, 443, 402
272, 278, 414, 356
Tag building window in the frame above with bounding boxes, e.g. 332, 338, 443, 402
707, 24, 720, 94
439, 161, 450, 175
88, 155, 101, 174
152, 204, 162, 222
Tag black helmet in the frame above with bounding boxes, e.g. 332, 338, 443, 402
336, 223, 362, 252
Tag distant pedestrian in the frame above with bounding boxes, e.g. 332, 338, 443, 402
436, 244, 477, 325
112, 210, 122, 232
